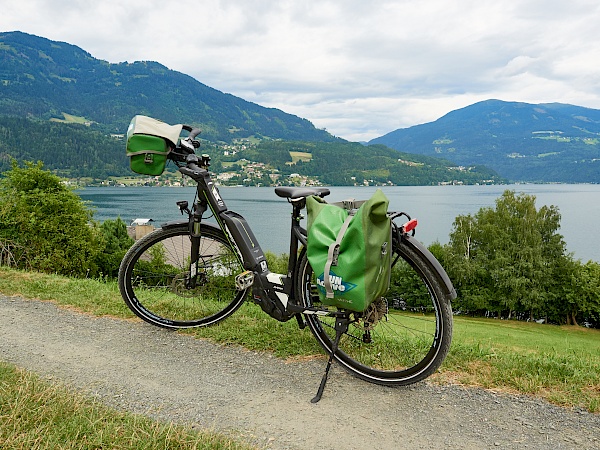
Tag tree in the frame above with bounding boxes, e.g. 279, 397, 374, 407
445, 190, 569, 318
0, 160, 102, 276
95, 217, 134, 278
563, 260, 600, 326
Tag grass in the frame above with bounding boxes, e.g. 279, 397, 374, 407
49, 112, 92, 125
288, 151, 312, 163
0, 266, 599, 413
0, 361, 255, 449
437, 316, 600, 411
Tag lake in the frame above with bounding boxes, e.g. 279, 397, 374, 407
77, 184, 600, 262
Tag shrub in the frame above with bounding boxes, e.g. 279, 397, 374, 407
95, 217, 134, 278
0, 160, 102, 277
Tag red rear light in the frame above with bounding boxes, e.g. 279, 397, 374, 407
402, 218, 418, 233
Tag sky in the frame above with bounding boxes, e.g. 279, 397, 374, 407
2, 0, 600, 142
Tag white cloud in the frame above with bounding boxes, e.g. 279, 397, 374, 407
2, 0, 600, 141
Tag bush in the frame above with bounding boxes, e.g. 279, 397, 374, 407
0, 160, 102, 277
95, 217, 134, 278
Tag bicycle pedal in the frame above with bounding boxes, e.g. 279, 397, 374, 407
235, 271, 254, 291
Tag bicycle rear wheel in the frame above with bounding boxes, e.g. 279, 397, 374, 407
118, 224, 248, 329
297, 237, 453, 385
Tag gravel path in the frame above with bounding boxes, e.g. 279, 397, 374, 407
1, 294, 598, 449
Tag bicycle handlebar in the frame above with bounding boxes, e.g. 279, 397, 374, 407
171, 125, 202, 162
182, 124, 202, 141
172, 125, 211, 177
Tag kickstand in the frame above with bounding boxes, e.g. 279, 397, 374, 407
311, 316, 350, 403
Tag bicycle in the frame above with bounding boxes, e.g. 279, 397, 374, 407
118, 126, 456, 402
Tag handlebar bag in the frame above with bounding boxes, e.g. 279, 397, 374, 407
306, 189, 392, 312
126, 115, 183, 176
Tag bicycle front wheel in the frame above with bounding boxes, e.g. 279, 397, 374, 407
297, 237, 453, 386
118, 224, 248, 329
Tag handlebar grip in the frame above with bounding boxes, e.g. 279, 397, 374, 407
182, 124, 202, 140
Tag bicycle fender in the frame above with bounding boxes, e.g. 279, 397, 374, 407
160, 219, 189, 230
160, 220, 221, 235
401, 234, 457, 302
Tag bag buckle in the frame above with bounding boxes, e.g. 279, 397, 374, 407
144, 153, 153, 164
342, 199, 356, 210
331, 244, 340, 266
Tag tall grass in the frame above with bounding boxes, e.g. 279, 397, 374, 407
0, 361, 254, 449
0, 267, 598, 412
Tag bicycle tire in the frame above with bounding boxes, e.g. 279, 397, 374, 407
297, 236, 453, 385
118, 224, 248, 329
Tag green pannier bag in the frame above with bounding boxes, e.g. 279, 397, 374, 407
126, 115, 183, 176
306, 189, 392, 312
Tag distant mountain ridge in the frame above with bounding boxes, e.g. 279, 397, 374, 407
370, 100, 600, 182
0, 31, 336, 142
0, 31, 503, 185
3, 31, 597, 183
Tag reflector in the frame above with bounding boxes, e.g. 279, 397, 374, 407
403, 218, 418, 233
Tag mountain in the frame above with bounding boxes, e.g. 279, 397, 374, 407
370, 100, 600, 183
0, 114, 504, 185
0, 31, 336, 142
0, 31, 503, 185
0, 115, 129, 179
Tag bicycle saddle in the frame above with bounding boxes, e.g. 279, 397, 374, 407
274, 187, 330, 200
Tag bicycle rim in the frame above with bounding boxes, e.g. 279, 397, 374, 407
119, 225, 248, 328
298, 238, 452, 385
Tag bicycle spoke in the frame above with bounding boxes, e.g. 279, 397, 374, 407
298, 237, 452, 385
119, 226, 248, 328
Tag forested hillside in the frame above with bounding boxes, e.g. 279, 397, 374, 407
0, 116, 503, 185
0, 31, 336, 142
0, 31, 504, 185
0, 116, 128, 178
370, 100, 600, 182
244, 141, 502, 186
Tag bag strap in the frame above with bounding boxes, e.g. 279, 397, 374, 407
323, 211, 355, 298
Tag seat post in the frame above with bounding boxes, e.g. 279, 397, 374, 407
286, 197, 305, 268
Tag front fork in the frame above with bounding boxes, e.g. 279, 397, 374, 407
178, 200, 207, 290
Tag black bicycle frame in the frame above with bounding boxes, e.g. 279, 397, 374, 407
175, 154, 457, 324
171, 152, 456, 402
177, 162, 315, 322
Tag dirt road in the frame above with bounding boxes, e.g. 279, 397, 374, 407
1, 295, 598, 449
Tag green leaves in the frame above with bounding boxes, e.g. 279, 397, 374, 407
0, 160, 102, 277
95, 217, 134, 278
444, 190, 593, 322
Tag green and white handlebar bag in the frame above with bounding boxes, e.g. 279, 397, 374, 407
126, 115, 183, 176
306, 189, 392, 312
